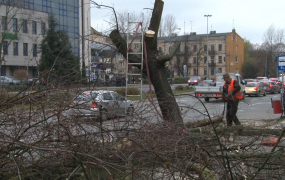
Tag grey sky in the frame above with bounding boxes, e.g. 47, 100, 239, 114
90, 0, 285, 45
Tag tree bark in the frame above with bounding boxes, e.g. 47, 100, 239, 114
109, 0, 183, 123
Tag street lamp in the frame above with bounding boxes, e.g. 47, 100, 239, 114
204, 14, 211, 79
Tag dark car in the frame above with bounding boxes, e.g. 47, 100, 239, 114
244, 78, 255, 85
196, 80, 213, 86
188, 76, 201, 86
259, 80, 280, 94
255, 77, 268, 82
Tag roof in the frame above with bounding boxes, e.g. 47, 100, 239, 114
158, 32, 232, 43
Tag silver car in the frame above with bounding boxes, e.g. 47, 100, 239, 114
0, 76, 20, 85
69, 90, 134, 120
245, 82, 266, 97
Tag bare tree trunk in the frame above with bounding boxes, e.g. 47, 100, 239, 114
109, 0, 183, 123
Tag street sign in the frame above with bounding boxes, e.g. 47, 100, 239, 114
277, 55, 285, 71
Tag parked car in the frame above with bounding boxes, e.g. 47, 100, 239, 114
255, 77, 268, 82
243, 78, 255, 85
244, 82, 266, 97
23, 78, 40, 85
0, 76, 20, 85
259, 80, 280, 94
196, 80, 213, 86
270, 77, 280, 82
68, 90, 135, 120
188, 76, 201, 86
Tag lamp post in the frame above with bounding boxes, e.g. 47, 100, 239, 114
204, 15, 211, 79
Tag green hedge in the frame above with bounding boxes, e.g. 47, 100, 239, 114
115, 87, 140, 96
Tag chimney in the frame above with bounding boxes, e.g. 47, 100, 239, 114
232, 29, 236, 33
210, 31, 216, 34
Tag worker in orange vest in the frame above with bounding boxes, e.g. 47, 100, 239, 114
222, 73, 242, 126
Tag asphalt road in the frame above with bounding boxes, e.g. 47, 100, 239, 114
175, 92, 283, 123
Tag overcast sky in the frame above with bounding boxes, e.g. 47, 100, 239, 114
90, 0, 285, 45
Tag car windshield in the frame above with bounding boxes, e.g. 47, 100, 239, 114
75, 92, 98, 101
245, 83, 257, 87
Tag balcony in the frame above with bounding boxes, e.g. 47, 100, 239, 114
208, 50, 216, 55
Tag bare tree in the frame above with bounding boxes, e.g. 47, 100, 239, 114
163, 14, 179, 37
262, 24, 285, 77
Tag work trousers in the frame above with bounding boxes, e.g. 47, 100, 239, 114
226, 99, 241, 126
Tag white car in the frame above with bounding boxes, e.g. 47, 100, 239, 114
69, 90, 134, 120
0, 76, 20, 85
245, 82, 266, 97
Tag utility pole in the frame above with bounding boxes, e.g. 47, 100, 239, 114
204, 15, 211, 79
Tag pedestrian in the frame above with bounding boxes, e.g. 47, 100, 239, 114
222, 73, 242, 126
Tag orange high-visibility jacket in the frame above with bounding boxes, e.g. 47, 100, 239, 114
224, 79, 243, 100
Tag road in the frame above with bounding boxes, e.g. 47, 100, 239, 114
175, 92, 282, 123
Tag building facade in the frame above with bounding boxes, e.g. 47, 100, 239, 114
158, 29, 244, 80
0, 0, 90, 79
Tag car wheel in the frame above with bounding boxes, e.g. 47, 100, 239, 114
263, 91, 266, 96
9, 83, 14, 85
127, 107, 134, 116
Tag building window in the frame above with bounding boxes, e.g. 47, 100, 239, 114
218, 44, 222, 51
59, 3, 67, 16
23, 43, 28, 56
204, 68, 207, 75
41, 22, 46, 35
218, 56, 222, 63
193, 68, 197, 75
24, 0, 34, 9
3, 41, 8, 55
32, 21, 37, 34
211, 44, 215, 51
169, 46, 172, 53
193, 45, 197, 52
193, 57, 197, 64
33, 44, 37, 57
211, 68, 214, 75
22, 20, 28, 33
236, 45, 238, 51
204, 45, 207, 51
211, 56, 214, 62
1, 16, 7, 30
13, 42, 18, 55
159, 47, 162, 52
12, 18, 18, 32
204, 57, 207, 64
185, 46, 188, 53
235, 56, 238, 63
218, 68, 222, 73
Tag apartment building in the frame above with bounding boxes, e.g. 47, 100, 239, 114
0, 0, 90, 78
158, 29, 244, 80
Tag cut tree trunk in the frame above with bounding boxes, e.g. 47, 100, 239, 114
109, 0, 183, 124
